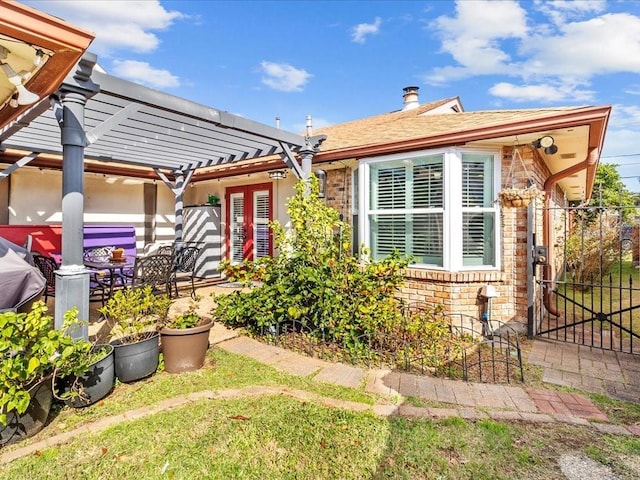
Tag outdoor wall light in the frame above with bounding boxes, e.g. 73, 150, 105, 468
268, 170, 287, 180
0, 61, 39, 106
33, 49, 44, 67
314, 169, 327, 198
531, 135, 558, 155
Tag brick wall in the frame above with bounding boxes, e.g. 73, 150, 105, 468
324, 168, 352, 222
319, 145, 565, 330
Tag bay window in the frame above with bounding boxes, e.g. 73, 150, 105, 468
360, 148, 499, 270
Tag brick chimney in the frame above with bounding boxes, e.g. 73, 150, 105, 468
402, 86, 419, 111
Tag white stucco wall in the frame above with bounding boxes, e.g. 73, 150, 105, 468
7, 168, 175, 251
6, 167, 300, 256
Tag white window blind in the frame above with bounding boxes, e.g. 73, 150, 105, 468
369, 155, 444, 266
362, 149, 499, 271
230, 194, 244, 264
461, 154, 496, 267
254, 191, 270, 259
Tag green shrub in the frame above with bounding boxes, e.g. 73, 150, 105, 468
0, 303, 92, 425
213, 176, 410, 358
99, 286, 171, 342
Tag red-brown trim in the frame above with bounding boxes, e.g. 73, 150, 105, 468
0, 2, 95, 129
314, 106, 612, 163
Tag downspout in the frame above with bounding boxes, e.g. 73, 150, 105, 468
542, 147, 599, 315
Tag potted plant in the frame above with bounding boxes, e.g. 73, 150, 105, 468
159, 295, 214, 373
0, 303, 92, 446
498, 185, 544, 208
99, 286, 171, 383
207, 194, 220, 206
58, 343, 115, 408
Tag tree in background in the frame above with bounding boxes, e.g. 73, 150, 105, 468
565, 163, 638, 286
587, 163, 637, 223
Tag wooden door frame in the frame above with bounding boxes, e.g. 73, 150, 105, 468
224, 182, 273, 262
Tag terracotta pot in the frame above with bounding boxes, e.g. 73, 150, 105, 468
160, 318, 214, 373
111, 332, 160, 383
0, 376, 53, 446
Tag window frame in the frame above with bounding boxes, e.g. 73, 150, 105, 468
358, 147, 501, 271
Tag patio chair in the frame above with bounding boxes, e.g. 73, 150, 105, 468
83, 247, 116, 304
131, 254, 173, 297
156, 244, 175, 257
170, 246, 200, 298
32, 254, 57, 301
83, 246, 114, 262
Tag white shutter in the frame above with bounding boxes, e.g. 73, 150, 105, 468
413, 162, 443, 208
372, 214, 406, 256
375, 166, 406, 209
461, 154, 496, 266
369, 156, 444, 265
462, 161, 486, 207
254, 191, 270, 259
412, 213, 444, 265
230, 194, 244, 264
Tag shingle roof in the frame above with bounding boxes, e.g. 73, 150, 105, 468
314, 100, 582, 154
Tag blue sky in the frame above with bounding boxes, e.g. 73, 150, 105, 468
25, 0, 640, 192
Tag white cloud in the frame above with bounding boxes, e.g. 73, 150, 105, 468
425, 0, 640, 103
260, 62, 312, 92
489, 81, 594, 103
599, 105, 640, 191
429, 0, 528, 77
520, 13, 640, 79
534, 0, 606, 26
111, 60, 180, 89
26, 0, 185, 56
351, 17, 382, 44
625, 84, 640, 96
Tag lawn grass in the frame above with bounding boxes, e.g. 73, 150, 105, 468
2, 396, 639, 479
3, 336, 640, 478
36, 348, 382, 437
556, 259, 640, 336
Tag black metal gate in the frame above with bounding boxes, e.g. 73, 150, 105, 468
531, 195, 640, 354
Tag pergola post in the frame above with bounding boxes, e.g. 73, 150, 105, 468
299, 135, 326, 193
54, 54, 99, 338
154, 168, 193, 248
174, 170, 186, 245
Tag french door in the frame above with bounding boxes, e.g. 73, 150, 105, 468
225, 183, 272, 263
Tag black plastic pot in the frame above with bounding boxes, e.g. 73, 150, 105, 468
61, 344, 115, 408
111, 332, 160, 383
0, 376, 53, 447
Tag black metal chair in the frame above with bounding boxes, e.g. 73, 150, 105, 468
156, 244, 175, 257
83, 247, 116, 303
170, 246, 200, 298
131, 254, 173, 297
83, 246, 114, 262
32, 254, 57, 301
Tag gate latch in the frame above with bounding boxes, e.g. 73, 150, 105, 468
533, 245, 548, 266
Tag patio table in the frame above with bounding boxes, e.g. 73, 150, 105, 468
84, 255, 136, 298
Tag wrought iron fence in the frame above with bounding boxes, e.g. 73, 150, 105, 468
254, 306, 524, 384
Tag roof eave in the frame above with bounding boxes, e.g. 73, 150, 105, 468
0, 1, 95, 129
